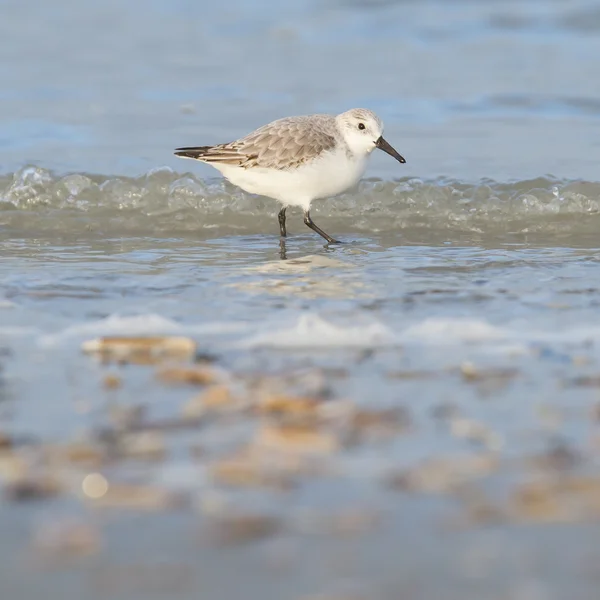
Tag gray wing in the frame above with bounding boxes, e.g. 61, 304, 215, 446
174, 115, 337, 171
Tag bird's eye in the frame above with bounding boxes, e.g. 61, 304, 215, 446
358, 123, 365, 130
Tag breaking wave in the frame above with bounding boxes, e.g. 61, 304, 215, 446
1, 166, 599, 237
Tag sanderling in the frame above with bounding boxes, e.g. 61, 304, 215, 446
174, 108, 405, 244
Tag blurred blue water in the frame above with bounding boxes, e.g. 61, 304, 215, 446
1, 0, 600, 179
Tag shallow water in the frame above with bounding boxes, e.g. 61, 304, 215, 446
3, 0, 600, 598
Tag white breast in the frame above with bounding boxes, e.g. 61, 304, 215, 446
213, 149, 368, 211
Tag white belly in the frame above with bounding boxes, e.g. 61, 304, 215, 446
213, 151, 368, 211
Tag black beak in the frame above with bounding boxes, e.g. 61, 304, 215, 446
375, 136, 406, 164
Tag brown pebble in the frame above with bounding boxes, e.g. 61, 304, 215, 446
110, 416, 203, 433
509, 477, 600, 523
462, 496, 505, 525
528, 442, 579, 472
254, 423, 339, 455
258, 395, 321, 418
199, 385, 236, 409
102, 373, 122, 390
88, 483, 187, 511
210, 455, 266, 488
5, 476, 63, 502
459, 362, 478, 380
202, 385, 233, 407
182, 385, 241, 419
82, 336, 197, 365
296, 508, 381, 536
108, 404, 146, 430
459, 362, 519, 385
210, 451, 295, 489
44, 441, 105, 467
181, 395, 206, 420
211, 513, 282, 544
387, 454, 498, 494
0, 452, 28, 480
510, 484, 571, 523
386, 370, 439, 380
351, 407, 411, 437
316, 399, 356, 423
195, 352, 218, 363
157, 365, 218, 386
0, 432, 12, 450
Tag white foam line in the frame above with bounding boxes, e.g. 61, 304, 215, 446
237, 313, 399, 349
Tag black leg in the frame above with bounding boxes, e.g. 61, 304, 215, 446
279, 238, 287, 260
278, 207, 287, 237
303, 210, 340, 244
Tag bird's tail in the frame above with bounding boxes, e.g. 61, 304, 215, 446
174, 146, 213, 160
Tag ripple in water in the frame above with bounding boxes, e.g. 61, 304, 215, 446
1, 166, 599, 238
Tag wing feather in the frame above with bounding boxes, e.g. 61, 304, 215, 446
174, 115, 337, 170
